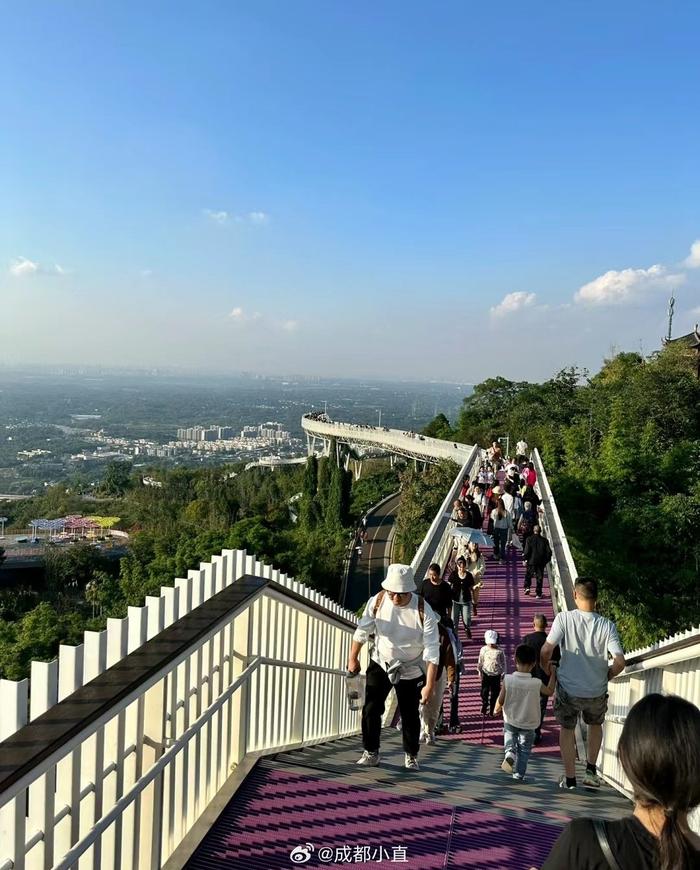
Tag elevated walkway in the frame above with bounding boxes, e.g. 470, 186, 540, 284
301, 415, 473, 465
183, 540, 631, 869
0, 433, 697, 870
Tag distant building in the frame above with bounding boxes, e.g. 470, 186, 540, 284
218, 426, 235, 439
202, 428, 217, 441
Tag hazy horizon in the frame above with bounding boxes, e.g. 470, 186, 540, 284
2, 2, 699, 383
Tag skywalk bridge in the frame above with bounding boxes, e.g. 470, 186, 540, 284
301, 414, 473, 467
1, 433, 699, 870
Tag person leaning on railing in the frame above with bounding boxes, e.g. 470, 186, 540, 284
535, 694, 700, 870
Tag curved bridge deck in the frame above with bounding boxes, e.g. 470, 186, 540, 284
185, 537, 630, 869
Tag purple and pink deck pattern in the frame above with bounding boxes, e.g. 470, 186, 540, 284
186, 503, 568, 869
186, 765, 561, 870
439, 537, 559, 755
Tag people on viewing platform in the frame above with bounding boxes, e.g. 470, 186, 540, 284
539, 694, 700, 870
540, 577, 626, 791
517, 501, 538, 551
478, 629, 506, 716
491, 497, 513, 563
465, 541, 485, 615
494, 643, 557, 781
419, 622, 458, 746
447, 555, 474, 639
522, 525, 552, 599
516, 439, 529, 461
420, 562, 454, 626
521, 613, 560, 745
349, 564, 439, 771
523, 461, 538, 488
488, 441, 504, 468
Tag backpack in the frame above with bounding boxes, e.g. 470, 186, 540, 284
442, 624, 464, 676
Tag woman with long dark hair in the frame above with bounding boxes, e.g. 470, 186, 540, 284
540, 693, 700, 869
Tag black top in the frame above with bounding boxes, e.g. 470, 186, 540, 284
523, 534, 552, 567
420, 578, 454, 621
542, 816, 699, 870
521, 629, 560, 682
447, 569, 474, 603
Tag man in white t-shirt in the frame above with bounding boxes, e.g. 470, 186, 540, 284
540, 578, 626, 791
516, 439, 528, 461
349, 564, 439, 771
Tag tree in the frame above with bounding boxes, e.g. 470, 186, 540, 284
100, 461, 133, 497
422, 413, 452, 440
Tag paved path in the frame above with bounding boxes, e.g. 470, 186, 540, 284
345, 494, 400, 613
187, 734, 630, 870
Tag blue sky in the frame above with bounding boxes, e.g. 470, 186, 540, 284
2, 1, 699, 381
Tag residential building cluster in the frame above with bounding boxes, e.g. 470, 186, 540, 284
175, 422, 291, 444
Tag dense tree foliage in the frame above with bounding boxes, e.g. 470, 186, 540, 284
0, 454, 399, 678
422, 343, 700, 648
394, 460, 460, 563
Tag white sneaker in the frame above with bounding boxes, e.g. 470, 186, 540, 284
426, 731, 436, 745
512, 773, 525, 781
356, 750, 380, 767
404, 753, 419, 770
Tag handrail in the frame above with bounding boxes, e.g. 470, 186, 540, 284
411, 445, 479, 581
531, 448, 577, 613
46, 652, 349, 870
0, 576, 355, 809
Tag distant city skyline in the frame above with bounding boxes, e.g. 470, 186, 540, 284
2, 2, 699, 382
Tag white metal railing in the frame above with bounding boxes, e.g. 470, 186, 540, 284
410, 444, 479, 579
531, 449, 700, 832
0, 561, 363, 870
301, 416, 474, 465
531, 448, 577, 614
601, 627, 700, 830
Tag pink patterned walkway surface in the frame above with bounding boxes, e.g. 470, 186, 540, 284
186, 765, 561, 870
440, 541, 559, 756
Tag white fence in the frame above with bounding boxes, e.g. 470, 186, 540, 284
0, 554, 361, 870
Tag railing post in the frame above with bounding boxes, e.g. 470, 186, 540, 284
230, 606, 252, 767
138, 676, 166, 870
0, 679, 28, 870
28, 661, 58, 870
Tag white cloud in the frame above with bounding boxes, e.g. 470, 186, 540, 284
684, 239, 700, 269
9, 257, 39, 277
229, 307, 262, 324
9, 257, 67, 277
575, 264, 683, 306
203, 209, 229, 225
205, 209, 268, 226
248, 211, 269, 225
140, 269, 153, 278
281, 319, 299, 333
490, 291, 537, 317
692, 305, 700, 316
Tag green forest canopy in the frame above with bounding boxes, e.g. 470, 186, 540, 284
422, 343, 700, 650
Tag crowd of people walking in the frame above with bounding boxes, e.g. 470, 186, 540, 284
346, 441, 700, 869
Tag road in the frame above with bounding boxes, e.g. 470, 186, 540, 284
345, 493, 401, 613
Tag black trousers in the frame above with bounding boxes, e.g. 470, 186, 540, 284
480, 673, 501, 715
362, 660, 424, 756
524, 565, 545, 596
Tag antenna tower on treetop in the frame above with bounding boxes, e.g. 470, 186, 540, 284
667, 292, 676, 342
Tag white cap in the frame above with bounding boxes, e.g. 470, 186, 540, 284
381, 564, 416, 593
484, 629, 498, 645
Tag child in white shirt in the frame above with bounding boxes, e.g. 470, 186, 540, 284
494, 644, 556, 781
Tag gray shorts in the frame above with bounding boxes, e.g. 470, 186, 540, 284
553, 687, 608, 729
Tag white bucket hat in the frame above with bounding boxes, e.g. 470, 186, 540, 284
484, 629, 499, 645
381, 564, 416, 594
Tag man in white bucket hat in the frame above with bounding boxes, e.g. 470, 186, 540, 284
348, 563, 439, 770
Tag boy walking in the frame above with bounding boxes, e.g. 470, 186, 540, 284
494, 644, 556, 781
477, 629, 505, 715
